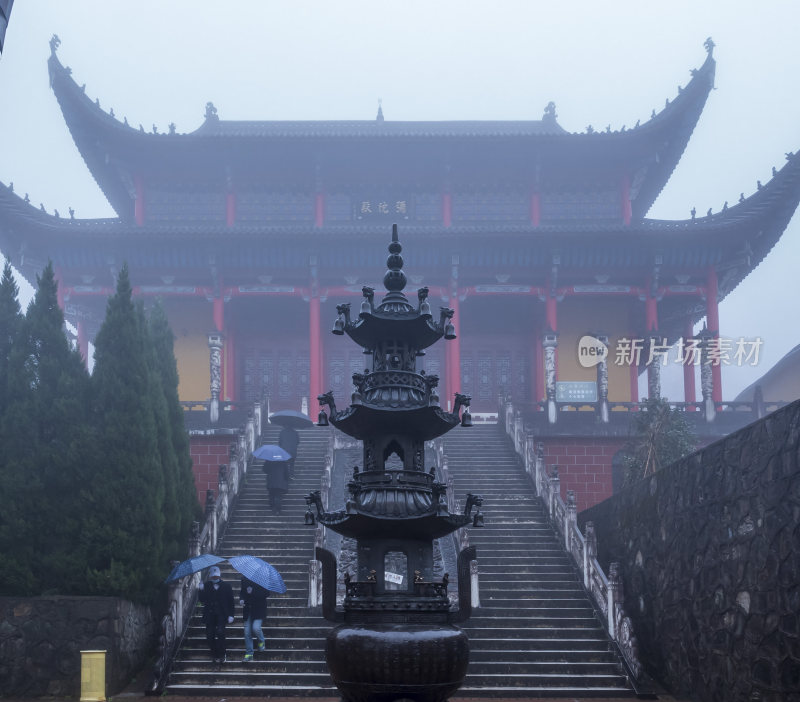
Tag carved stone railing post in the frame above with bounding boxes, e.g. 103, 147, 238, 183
608, 561, 621, 638
309, 558, 321, 608
535, 442, 544, 496
584, 521, 596, 590
208, 332, 223, 424
543, 332, 558, 424
254, 400, 262, 439
218, 464, 229, 525
188, 519, 199, 557
513, 411, 523, 453
469, 559, 481, 609
205, 488, 218, 551
596, 334, 610, 423
549, 465, 560, 520
524, 433, 535, 483
167, 563, 184, 636
565, 490, 577, 552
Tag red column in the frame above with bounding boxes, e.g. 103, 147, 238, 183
442, 192, 452, 228
530, 191, 541, 227
645, 295, 658, 332
226, 192, 236, 227
77, 320, 89, 369
309, 295, 322, 419
683, 320, 696, 410
315, 192, 325, 228
621, 173, 632, 226
706, 267, 722, 404
134, 175, 145, 226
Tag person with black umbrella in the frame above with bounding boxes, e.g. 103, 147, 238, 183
278, 425, 300, 477
263, 458, 290, 514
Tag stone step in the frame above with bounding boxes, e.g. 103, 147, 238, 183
469, 648, 617, 663
467, 637, 612, 652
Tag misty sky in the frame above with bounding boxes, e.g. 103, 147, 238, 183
1, 1, 798, 399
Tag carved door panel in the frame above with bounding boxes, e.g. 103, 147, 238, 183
496, 352, 512, 398
242, 350, 275, 403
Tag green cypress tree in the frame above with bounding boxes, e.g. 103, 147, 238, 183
0, 262, 93, 594
0, 259, 23, 417
85, 264, 166, 602
147, 300, 199, 560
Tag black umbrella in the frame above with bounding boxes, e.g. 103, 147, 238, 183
269, 409, 313, 429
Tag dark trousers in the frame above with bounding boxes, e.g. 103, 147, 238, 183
269, 489, 286, 513
205, 616, 227, 660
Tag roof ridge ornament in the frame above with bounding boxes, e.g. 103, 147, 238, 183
704, 37, 715, 56
49, 34, 60, 55
204, 101, 219, 123
376, 98, 384, 123
543, 101, 557, 123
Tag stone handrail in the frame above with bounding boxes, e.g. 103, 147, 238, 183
500, 397, 642, 682
150, 403, 260, 694
430, 438, 479, 608
308, 428, 335, 608
530, 395, 785, 424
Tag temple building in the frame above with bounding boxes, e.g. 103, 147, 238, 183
2, 39, 799, 510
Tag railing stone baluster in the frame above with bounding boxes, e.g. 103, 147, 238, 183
608, 561, 621, 639
565, 490, 577, 552
584, 521, 596, 590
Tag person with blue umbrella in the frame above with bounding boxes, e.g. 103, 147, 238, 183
198, 566, 235, 664
239, 576, 269, 662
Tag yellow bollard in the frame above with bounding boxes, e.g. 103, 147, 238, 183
80, 650, 106, 702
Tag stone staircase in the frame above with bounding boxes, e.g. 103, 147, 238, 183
447, 424, 635, 698
164, 426, 338, 696
165, 423, 636, 697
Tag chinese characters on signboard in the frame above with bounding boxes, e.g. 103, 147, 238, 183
356, 198, 410, 221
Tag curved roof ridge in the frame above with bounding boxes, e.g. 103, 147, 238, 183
646, 149, 800, 227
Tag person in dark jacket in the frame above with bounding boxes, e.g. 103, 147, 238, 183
278, 426, 300, 475
263, 459, 290, 514
239, 576, 269, 661
198, 566, 235, 663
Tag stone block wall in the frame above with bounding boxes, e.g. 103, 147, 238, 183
190, 435, 231, 503
0, 596, 156, 697
543, 437, 625, 511
579, 400, 800, 702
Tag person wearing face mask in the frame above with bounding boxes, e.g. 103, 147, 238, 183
198, 565, 235, 663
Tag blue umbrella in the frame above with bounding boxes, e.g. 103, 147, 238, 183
253, 444, 292, 462
164, 553, 225, 583
269, 409, 313, 429
228, 555, 287, 594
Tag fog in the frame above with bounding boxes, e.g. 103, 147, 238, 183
1, 1, 798, 399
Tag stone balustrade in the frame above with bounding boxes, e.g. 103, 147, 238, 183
500, 396, 642, 683
150, 400, 260, 694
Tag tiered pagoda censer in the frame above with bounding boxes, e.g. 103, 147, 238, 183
305, 224, 483, 702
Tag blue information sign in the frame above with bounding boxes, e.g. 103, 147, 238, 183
556, 381, 598, 403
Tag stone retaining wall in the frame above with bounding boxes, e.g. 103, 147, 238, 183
579, 400, 800, 702
0, 596, 156, 697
